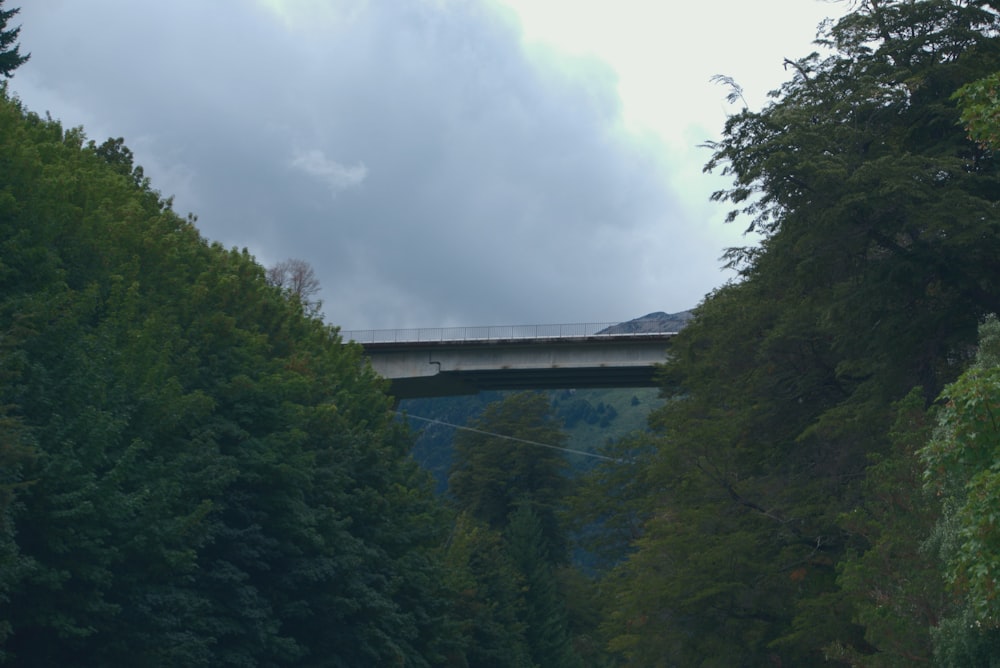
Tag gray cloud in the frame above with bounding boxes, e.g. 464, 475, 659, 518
12, 0, 736, 329
289, 149, 368, 196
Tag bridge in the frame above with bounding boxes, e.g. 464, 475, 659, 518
340, 323, 677, 399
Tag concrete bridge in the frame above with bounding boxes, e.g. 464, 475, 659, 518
340, 323, 676, 399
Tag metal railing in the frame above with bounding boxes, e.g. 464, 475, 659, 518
339, 322, 678, 344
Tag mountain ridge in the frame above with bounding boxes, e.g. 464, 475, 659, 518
600, 309, 693, 334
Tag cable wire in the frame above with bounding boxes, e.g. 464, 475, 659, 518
399, 412, 620, 462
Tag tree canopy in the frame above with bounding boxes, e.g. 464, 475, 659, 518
590, 0, 1000, 663
8, 1, 1000, 664
0, 85, 457, 666
448, 391, 571, 557
267, 258, 323, 318
956, 70, 1000, 151
0, 2, 27, 78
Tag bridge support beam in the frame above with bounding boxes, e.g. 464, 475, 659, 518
361, 335, 673, 399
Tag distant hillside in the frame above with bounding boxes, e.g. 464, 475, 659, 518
599, 310, 693, 334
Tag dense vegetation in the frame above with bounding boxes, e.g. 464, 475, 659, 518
405, 387, 661, 492
0, 84, 468, 665
584, 1, 1000, 664
5, 0, 1000, 665
419, 3, 1000, 663
0, 43, 608, 666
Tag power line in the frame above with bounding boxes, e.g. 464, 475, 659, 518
398, 412, 620, 462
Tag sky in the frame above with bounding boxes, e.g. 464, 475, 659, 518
9, 0, 846, 331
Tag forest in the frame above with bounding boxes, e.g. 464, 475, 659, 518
3, 0, 1000, 665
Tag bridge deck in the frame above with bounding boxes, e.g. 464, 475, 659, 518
340, 322, 673, 345
342, 324, 676, 399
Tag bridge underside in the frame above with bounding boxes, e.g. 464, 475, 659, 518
387, 365, 661, 399
362, 335, 672, 400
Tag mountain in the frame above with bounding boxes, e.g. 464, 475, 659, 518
598, 310, 693, 334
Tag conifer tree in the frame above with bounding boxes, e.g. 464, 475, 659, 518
505, 504, 580, 668
0, 2, 28, 77
448, 391, 570, 562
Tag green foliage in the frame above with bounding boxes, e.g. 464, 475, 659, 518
403, 390, 506, 493
830, 389, 946, 665
930, 606, 1000, 667
90, 136, 153, 192
0, 409, 33, 652
0, 88, 458, 666
955, 71, 1000, 151
551, 388, 661, 456
442, 392, 617, 666
595, 1, 1000, 664
405, 387, 662, 494
505, 504, 581, 668
566, 431, 656, 571
448, 391, 571, 561
10, 0, 1000, 662
442, 512, 534, 667
555, 396, 617, 429
921, 315, 1000, 658
0, 3, 28, 78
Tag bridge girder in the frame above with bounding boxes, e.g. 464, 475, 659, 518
359, 334, 674, 399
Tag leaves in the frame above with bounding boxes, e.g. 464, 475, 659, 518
0, 86, 457, 666
922, 316, 1000, 632
954, 70, 1000, 150
448, 391, 571, 561
596, 1, 1000, 663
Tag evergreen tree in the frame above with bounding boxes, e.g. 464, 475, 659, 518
0, 2, 27, 78
505, 504, 580, 668
448, 391, 570, 562
443, 512, 534, 667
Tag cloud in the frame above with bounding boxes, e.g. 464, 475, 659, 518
11, 0, 756, 330
290, 149, 368, 196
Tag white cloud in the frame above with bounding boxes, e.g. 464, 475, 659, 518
290, 149, 368, 196
256, 0, 368, 31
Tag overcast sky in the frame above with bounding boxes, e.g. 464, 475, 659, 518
10, 1, 846, 330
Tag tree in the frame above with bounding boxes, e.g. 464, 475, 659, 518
600, 0, 1000, 663
567, 431, 656, 570
90, 137, 152, 190
921, 315, 1000, 660
830, 389, 948, 666
442, 512, 534, 667
0, 88, 460, 666
447, 391, 570, 562
955, 71, 1000, 151
505, 504, 581, 668
267, 257, 323, 317
0, 2, 27, 78
0, 411, 32, 658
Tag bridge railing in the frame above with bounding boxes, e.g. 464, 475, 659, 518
340, 322, 676, 344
